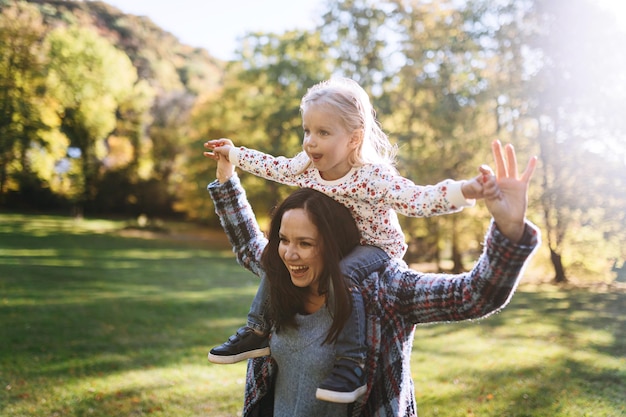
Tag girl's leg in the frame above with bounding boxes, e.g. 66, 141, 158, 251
247, 276, 271, 334
316, 245, 389, 403
208, 277, 271, 364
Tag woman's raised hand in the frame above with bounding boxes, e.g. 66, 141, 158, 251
482, 140, 537, 243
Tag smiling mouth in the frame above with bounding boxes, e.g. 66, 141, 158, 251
289, 265, 309, 274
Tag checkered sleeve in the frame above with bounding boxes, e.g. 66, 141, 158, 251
207, 174, 267, 278
387, 220, 541, 324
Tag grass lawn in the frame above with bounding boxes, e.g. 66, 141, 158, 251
0, 213, 624, 417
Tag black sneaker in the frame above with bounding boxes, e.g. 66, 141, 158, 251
315, 358, 367, 403
208, 326, 270, 364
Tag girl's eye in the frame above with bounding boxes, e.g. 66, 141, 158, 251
303, 129, 310, 136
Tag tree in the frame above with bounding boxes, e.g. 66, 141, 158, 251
522, 0, 626, 282
318, 0, 392, 88
0, 2, 53, 204
46, 25, 139, 212
464, 0, 626, 282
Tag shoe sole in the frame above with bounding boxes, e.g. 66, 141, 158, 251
315, 384, 367, 403
207, 346, 270, 364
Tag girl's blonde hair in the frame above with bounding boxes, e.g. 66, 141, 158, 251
300, 77, 397, 167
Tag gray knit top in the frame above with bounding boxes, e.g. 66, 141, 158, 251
270, 306, 348, 417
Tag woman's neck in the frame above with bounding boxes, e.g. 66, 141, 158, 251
304, 292, 326, 314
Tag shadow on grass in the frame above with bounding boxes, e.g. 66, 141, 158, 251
412, 288, 626, 416
419, 355, 624, 417
0, 215, 257, 387
476, 289, 626, 358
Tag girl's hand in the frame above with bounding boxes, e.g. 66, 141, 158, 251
461, 174, 485, 200
203, 139, 235, 183
203, 138, 234, 161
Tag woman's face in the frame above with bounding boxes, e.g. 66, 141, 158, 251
278, 208, 325, 294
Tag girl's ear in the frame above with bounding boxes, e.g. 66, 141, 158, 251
350, 128, 364, 148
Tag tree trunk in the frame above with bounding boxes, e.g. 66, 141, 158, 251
451, 217, 464, 273
432, 221, 441, 271
451, 242, 463, 273
550, 248, 567, 283
0, 157, 6, 201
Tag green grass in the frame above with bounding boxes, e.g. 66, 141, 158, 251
1, 213, 624, 417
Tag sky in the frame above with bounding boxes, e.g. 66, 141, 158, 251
102, 0, 625, 62
102, 0, 326, 61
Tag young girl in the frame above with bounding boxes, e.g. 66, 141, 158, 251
204, 77, 489, 404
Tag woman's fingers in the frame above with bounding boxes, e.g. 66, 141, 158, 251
520, 155, 538, 184
491, 140, 507, 178
492, 140, 530, 181
504, 143, 518, 179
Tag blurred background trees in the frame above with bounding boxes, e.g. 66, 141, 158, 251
1, 0, 624, 284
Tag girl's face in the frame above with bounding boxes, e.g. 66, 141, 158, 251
302, 103, 361, 181
278, 208, 325, 294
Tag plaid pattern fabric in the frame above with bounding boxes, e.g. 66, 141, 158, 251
208, 175, 540, 417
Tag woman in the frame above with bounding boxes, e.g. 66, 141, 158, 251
207, 141, 540, 416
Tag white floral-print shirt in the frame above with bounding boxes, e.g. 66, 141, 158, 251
230, 147, 474, 259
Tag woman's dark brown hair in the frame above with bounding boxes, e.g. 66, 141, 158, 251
261, 188, 360, 344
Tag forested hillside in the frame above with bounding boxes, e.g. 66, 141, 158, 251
0, 0, 223, 221
28, 0, 223, 93
1, 0, 625, 283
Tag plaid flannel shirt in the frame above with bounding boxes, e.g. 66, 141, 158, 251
207, 174, 540, 417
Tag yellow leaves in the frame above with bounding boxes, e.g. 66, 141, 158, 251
104, 136, 135, 169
